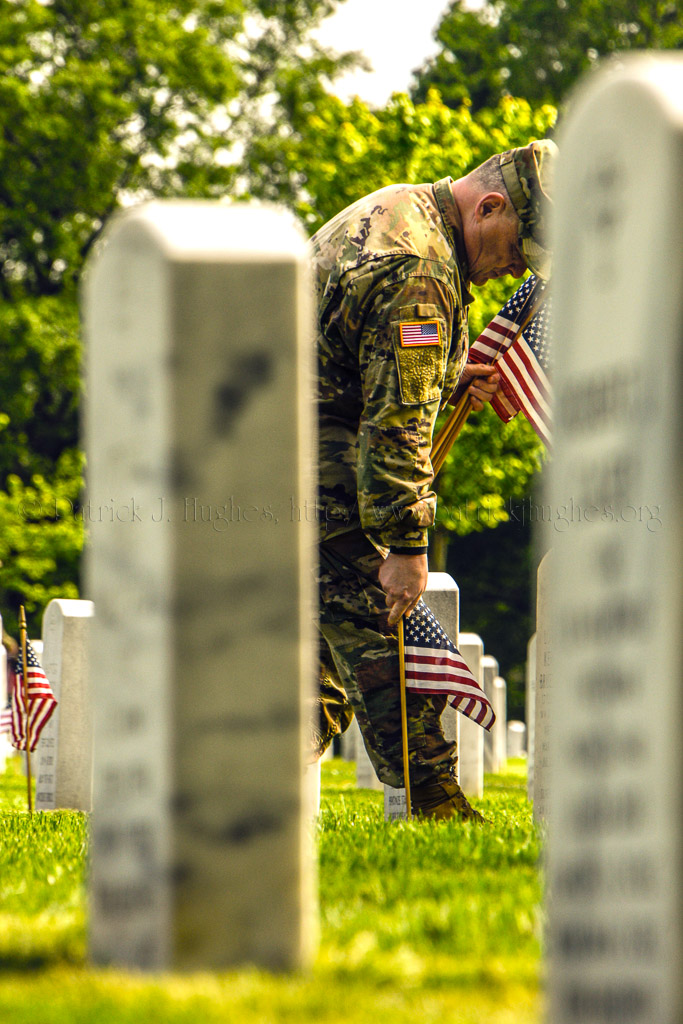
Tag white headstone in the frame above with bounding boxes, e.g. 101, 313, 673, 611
506, 720, 526, 758
384, 786, 408, 820
525, 633, 536, 801
492, 675, 507, 771
548, 56, 683, 1024
34, 599, 94, 811
423, 571, 461, 768
481, 654, 500, 773
455, 633, 484, 798
84, 201, 316, 972
533, 553, 551, 821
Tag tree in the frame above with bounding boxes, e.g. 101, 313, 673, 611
411, 0, 683, 112
0, 0, 358, 632
0, 0, 357, 302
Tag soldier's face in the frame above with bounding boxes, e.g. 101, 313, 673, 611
466, 199, 527, 285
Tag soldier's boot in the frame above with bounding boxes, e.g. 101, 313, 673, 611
411, 776, 486, 823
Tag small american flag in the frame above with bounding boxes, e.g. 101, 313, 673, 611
9, 640, 57, 752
403, 600, 495, 730
399, 321, 440, 346
469, 275, 552, 448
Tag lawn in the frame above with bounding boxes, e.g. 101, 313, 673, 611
0, 754, 544, 1023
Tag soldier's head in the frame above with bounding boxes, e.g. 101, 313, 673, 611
454, 139, 557, 285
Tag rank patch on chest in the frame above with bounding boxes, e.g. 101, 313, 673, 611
399, 321, 441, 347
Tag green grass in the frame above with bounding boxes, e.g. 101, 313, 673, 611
0, 755, 544, 1023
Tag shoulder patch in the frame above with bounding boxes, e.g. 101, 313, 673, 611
399, 321, 441, 347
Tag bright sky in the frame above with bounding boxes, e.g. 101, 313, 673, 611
314, 0, 453, 106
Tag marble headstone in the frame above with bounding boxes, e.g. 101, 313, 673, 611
35, 599, 94, 811
422, 571, 461, 763
547, 56, 683, 1024
533, 553, 551, 821
84, 201, 316, 972
506, 720, 526, 759
492, 676, 507, 771
455, 633, 484, 798
481, 654, 500, 773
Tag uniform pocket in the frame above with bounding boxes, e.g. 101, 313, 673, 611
391, 312, 447, 406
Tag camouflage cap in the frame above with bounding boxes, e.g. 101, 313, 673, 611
499, 139, 558, 280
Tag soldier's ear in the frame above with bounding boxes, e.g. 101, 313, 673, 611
477, 192, 508, 219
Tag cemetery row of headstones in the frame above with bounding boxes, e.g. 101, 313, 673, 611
5, 56, 682, 1013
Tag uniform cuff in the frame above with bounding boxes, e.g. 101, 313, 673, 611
388, 545, 429, 555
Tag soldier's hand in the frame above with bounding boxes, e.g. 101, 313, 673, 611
460, 363, 501, 411
378, 552, 428, 626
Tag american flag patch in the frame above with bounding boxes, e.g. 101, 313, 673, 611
399, 321, 440, 347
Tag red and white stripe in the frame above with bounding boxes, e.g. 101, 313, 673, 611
11, 657, 57, 752
404, 647, 495, 731
497, 336, 552, 449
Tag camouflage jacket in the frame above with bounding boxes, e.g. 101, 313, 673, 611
311, 178, 473, 554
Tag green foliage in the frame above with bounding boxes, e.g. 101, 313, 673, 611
0, 0, 354, 299
0, 0, 357, 624
0, 755, 542, 1023
0, 295, 81, 480
412, 0, 683, 112
434, 408, 544, 539
247, 86, 557, 233
0, 452, 83, 636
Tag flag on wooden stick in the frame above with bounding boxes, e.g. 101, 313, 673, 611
8, 638, 57, 752
468, 274, 553, 448
403, 601, 495, 731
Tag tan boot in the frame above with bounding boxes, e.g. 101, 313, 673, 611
411, 777, 486, 823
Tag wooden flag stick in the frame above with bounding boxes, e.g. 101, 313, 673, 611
18, 606, 33, 815
431, 394, 473, 477
398, 616, 412, 820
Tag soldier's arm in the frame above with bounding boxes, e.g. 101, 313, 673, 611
355, 268, 461, 553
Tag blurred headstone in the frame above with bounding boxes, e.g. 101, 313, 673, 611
507, 720, 526, 758
456, 633, 484, 798
547, 56, 683, 1023
482, 654, 500, 772
533, 553, 552, 821
492, 675, 507, 771
525, 633, 536, 801
84, 201, 316, 972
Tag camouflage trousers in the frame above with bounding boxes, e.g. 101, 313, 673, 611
314, 529, 457, 789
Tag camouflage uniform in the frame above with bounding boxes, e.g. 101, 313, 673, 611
310, 141, 557, 789
310, 178, 472, 786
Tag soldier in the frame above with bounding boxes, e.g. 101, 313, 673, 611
311, 139, 556, 820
